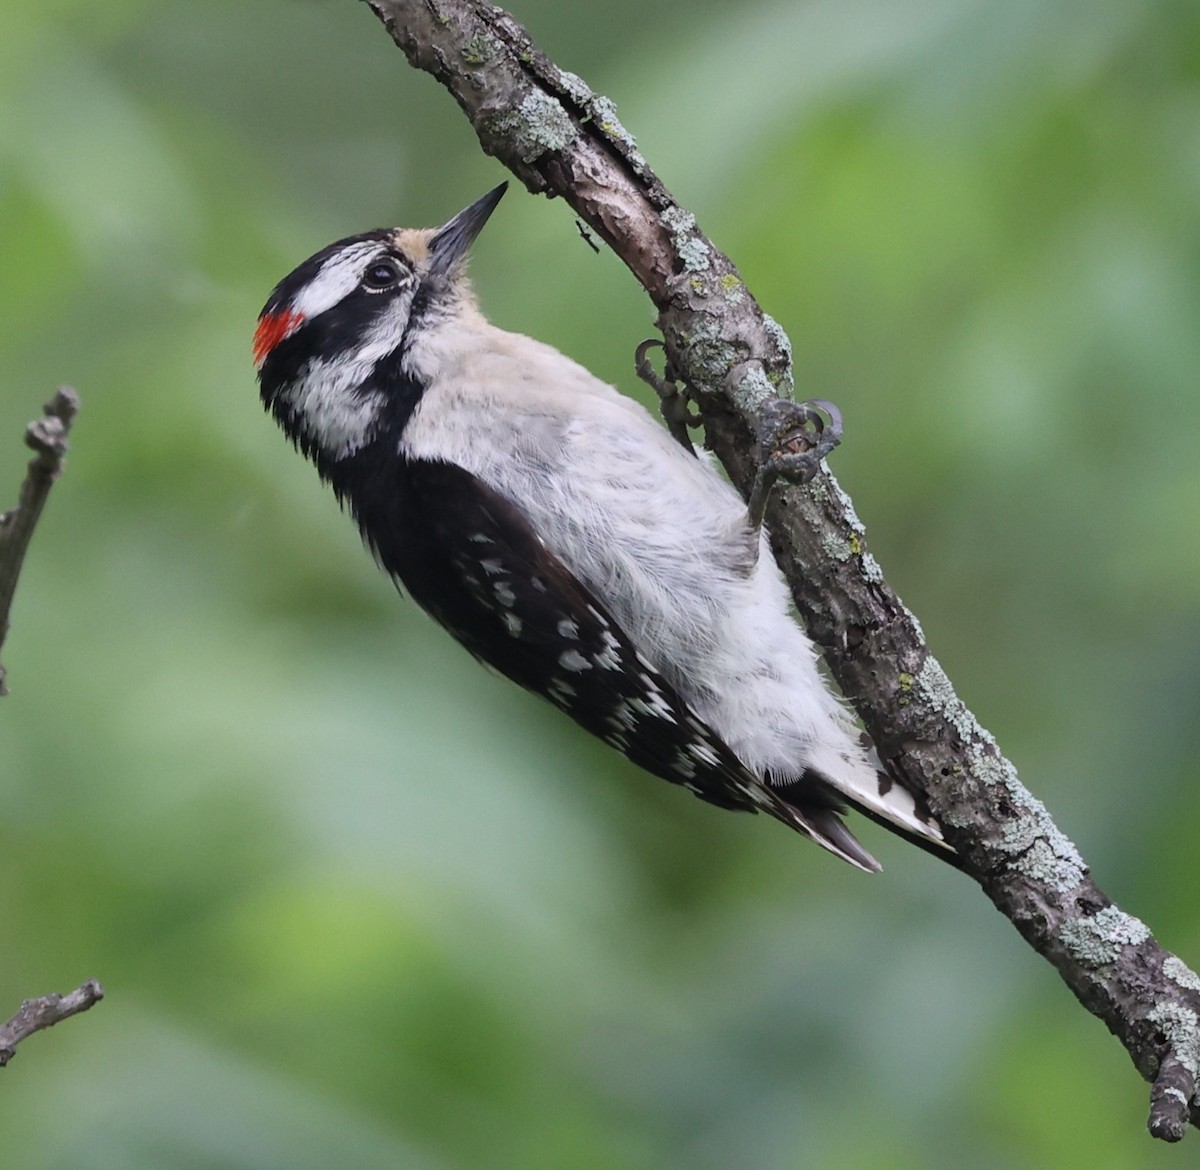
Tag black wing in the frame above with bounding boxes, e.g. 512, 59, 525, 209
374, 457, 879, 869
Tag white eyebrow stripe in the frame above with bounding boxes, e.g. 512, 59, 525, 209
289, 242, 388, 321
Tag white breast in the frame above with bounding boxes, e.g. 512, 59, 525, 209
399, 311, 869, 782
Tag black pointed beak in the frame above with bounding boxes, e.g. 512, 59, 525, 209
428, 183, 508, 277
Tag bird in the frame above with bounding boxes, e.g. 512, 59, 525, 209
253, 182, 947, 872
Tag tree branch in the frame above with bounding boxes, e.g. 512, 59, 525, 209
0, 980, 105, 1068
0, 387, 80, 697
0, 392, 100, 1070
360, 0, 1200, 1140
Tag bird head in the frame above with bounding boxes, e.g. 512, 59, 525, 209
254, 183, 508, 468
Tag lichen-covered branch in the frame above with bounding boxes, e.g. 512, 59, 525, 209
360, 0, 1200, 1140
0, 387, 79, 696
0, 980, 105, 1068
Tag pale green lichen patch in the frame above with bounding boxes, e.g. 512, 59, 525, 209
859, 551, 884, 583
520, 90, 576, 152
676, 317, 730, 376
661, 206, 711, 273
762, 313, 793, 367
995, 806, 1042, 854
730, 364, 774, 413
590, 95, 636, 148
969, 752, 1086, 883
1147, 1001, 1200, 1072
720, 273, 745, 305
662, 206, 700, 235
678, 238, 711, 273
971, 744, 1017, 787
827, 477, 867, 536
487, 90, 577, 162
911, 657, 1090, 866
1059, 905, 1151, 967
822, 533, 856, 562
1164, 956, 1200, 994
462, 29, 501, 64
901, 603, 927, 647
557, 69, 593, 105
813, 528, 865, 568
587, 95, 648, 171
914, 656, 980, 742
1009, 832, 1085, 886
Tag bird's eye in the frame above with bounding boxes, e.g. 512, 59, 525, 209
362, 258, 404, 290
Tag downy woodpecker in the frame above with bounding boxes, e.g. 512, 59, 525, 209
254, 184, 946, 871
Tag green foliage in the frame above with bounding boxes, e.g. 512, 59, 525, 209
2, 0, 1199, 1165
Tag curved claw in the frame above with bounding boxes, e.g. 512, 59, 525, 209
635, 339, 701, 454
634, 338, 665, 383
804, 399, 844, 453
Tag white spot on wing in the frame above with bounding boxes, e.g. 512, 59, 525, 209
632, 675, 675, 721
609, 701, 638, 730
672, 750, 697, 779
594, 629, 622, 671
629, 696, 675, 723
558, 649, 592, 673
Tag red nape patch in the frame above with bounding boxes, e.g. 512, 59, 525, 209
253, 309, 305, 366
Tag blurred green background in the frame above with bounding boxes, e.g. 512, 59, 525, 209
2, 0, 1199, 1166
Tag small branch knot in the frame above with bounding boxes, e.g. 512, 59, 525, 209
0, 385, 81, 696
1148, 1056, 1197, 1142
0, 979, 105, 1067
25, 387, 80, 464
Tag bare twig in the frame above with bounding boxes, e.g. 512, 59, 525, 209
0, 387, 79, 696
360, 0, 1200, 1140
0, 392, 97, 1069
0, 980, 105, 1068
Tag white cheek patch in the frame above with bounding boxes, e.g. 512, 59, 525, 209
281, 296, 415, 460
284, 357, 385, 460
290, 242, 388, 322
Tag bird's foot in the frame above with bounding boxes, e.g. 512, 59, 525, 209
748, 397, 843, 529
635, 339, 701, 455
